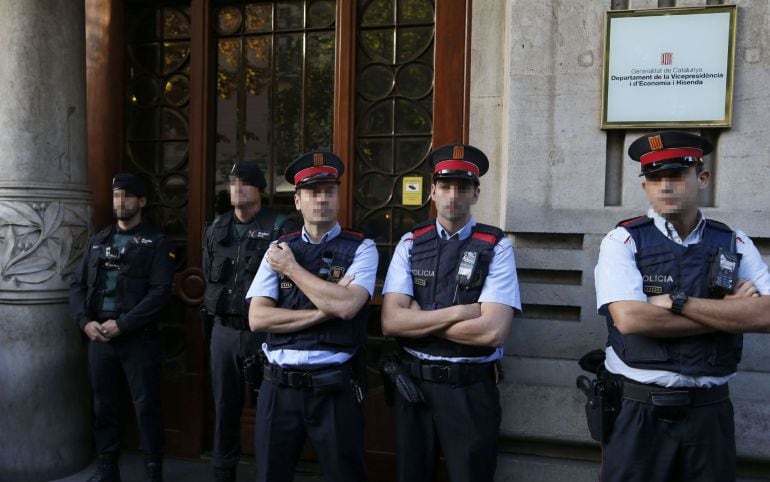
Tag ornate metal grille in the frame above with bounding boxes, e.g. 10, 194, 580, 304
354, 0, 435, 283
213, 0, 336, 213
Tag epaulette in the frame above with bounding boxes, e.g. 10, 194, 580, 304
278, 230, 301, 242
338, 228, 365, 242
470, 223, 504, 245
411, 219, 436, 239
705, 219, 733, 233
616, 215, 652, 229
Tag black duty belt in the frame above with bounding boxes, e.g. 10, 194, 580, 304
406, 359, 495, 385
622, 380, 730, 407
263, 363, 352, 390
215, 315, 249, 331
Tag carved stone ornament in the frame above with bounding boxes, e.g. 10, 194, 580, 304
0, 199, 91, 303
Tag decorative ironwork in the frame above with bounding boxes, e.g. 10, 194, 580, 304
354, 0, 435, 283
213, 1, 336, 213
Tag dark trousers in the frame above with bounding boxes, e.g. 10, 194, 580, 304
394, 377, 501, 482
210, 323, 263, 469
601, 398, 736, 482
254, 377, 365, 482
88, 332, 164, 456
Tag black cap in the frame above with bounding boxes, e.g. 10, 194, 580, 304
629, 131, 712, 177
229, 161, 267, 189
112, 173, 146, 197
284, 151, 345, 188
429, 144, 489, 184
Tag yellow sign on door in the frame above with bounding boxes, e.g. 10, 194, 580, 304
402, 176, 423, 206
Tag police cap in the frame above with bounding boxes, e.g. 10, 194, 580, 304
430, 144, 489, 184
284, 151, 345, 189
229, 161, 267, 189
112, 173, 146, 197
629, 131, 712, 177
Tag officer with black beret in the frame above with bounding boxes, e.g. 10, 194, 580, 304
246, 151, 378, 482
69, 173, 175, 482
201, 161, 297, 482
595, 131, 770, 481
381, 144, 521, 482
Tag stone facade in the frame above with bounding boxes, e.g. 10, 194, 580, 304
470, 1, 770, 480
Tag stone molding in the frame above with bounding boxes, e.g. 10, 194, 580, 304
0, 185, 91, 304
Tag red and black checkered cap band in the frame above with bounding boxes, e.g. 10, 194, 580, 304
434, 160, 480, 176
293, 165, 339, 185
640, 148, 703, 166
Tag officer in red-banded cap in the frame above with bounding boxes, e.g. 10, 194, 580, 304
593, 131, 770, 481
381, 144, 521, 482
246, 151, 378, 482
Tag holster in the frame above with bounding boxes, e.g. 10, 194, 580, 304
199, 305, 215, 344
576, 349, 622, 443
379, 353, 425, 406
242, 353, 264, 406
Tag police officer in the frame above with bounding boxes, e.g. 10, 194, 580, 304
69, 173, 175, 482
594, 131, 770, 482
246, 151, 377, 482
381, 144, 521, 482
201, 161, 296, 482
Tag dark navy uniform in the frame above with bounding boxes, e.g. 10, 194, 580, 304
594, 131, 770, 482
202, 203, 295, 476
382, 145, 520, 482
246, 152, 378, 482
69, 175, 174, 481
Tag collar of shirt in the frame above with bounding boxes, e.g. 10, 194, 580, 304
436, 217, 476, 241
301, 222, 340, 244
647, 208, 706, 246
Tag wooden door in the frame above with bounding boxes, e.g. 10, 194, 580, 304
86, 0, 472, 475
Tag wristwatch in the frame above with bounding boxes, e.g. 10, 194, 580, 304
669, 291, 688, 315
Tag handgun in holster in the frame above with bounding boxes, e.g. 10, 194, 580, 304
378, 354, 425, 406
576, 349, 622, 444
242, 353, 265, 406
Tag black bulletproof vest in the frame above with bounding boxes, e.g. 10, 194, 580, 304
606, 216, 743, 377
398, 220, 503, 358
87, 223, 162, 316
204, 209, 279, 318
267, 229, 368, 353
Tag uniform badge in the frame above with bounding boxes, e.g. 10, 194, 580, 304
648, 134, 664, 151
415, 278, 427, 287
313, 153, 324, 166
329, 266, 345, 280
643, 285, 663, 294
453, 145, 464, 159
281, 281, 293, 289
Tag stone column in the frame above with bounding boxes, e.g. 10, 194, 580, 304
0, 1, 92, 480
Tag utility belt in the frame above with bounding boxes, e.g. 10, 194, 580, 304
214, 314, 249, 331
405, 358, 499, 385
263, 359, 365, 402
622, 379, 730, 408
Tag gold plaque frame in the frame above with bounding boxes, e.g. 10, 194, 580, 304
601, 5, 736, 129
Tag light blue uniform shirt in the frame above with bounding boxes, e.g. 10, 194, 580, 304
382, 218, 521, 363
595, 208, 770, 387
245, 223, 378, 367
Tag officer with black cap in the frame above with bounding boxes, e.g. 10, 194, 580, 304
246, 151, 378, 482
381, 144, 521, 482
201, 161, 297, 482
69, 173, 175, 482
594, 131, 770, 481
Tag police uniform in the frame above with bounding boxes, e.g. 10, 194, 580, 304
382, 145, 521, 482
594, 132, 770, 482
69, 173, 175, 482
245, 152, 378, 482
201, 162, 297, 480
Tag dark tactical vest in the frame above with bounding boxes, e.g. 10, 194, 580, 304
267, 229, 368, 353
606, 216, 743, 377
204, 209, 285, 319
87, 223, 164, 316
399, 220, 504, 358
